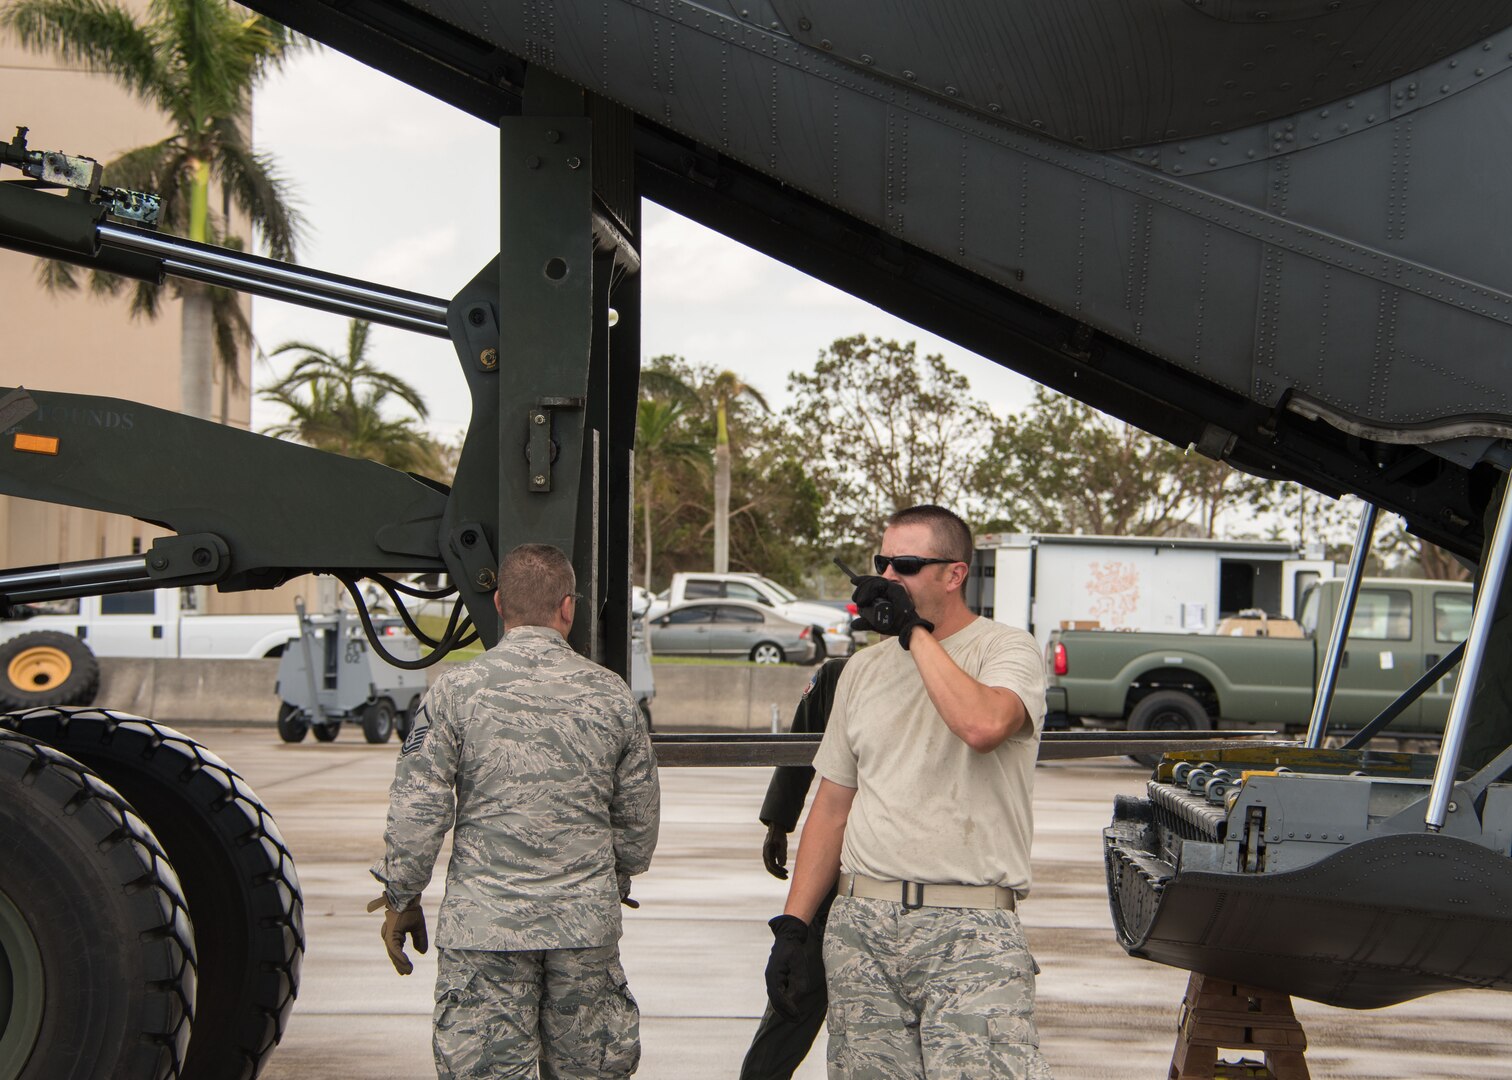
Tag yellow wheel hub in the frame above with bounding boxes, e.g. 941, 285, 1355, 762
6, 645, 72, 693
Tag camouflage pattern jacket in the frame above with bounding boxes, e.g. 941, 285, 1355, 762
371, 625, 660, 951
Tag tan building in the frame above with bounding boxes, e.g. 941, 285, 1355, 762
1, 13, 312, 615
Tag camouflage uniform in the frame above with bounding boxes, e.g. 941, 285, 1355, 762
823, 897, 1051, 1080
372, 625, 660, 1078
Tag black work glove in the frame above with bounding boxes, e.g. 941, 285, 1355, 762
366, 895, 428, 976
762, 823, 790, 880
850, 575, 934, 650
764, 914, 811, 1020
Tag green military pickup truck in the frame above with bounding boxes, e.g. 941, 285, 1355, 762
1046, 577, 1473, 738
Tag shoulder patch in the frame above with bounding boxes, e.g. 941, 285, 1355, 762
401, 700, 431, 756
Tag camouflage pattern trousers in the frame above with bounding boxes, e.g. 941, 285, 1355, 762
822, 896, 1053, 1079
432, 944, 640, 1079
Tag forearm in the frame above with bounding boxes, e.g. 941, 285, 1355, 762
612, 727, 663, 876
372, 789, 454, 907
910, 630, 1027, 752
782, 782, 854, 922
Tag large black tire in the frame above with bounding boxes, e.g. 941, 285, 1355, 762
312, 721, 339, 742
2, 709, 303, 1080
1126, 689, 1213, 768
0, 631, 99, 710
0, 728, 194, 1080
361, 699, 396, 744
275, 703, 309, 744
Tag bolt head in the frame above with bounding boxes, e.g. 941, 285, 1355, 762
533, 474, 547, 486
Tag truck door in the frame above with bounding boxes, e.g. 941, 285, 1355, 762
1331, 586, 1423, 729
86, 589, 176, 658
1421, 587, 1473, 733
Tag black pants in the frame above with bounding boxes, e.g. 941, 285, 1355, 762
739, 889, 836, 1080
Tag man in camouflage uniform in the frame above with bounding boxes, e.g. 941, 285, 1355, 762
765, 505, 1053, 1079
369, 543, 660, 1079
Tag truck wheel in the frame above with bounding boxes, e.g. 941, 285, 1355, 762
362, 699, 396, 744
312, 722, 339, 743
750, 642, 786, 664
276, 703, 309, 744
2, 709, 303, 1080
1126, 690, 1212, 768
0, 631, 100, 710
0, 728, 194, 1080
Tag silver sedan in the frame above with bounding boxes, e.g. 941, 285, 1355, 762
648, 600, 820, 664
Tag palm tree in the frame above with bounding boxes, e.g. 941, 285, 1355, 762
709, 370, 770, 572
635, 398, 705, 589
2, 0, 305, 422
260, 319, 439, 472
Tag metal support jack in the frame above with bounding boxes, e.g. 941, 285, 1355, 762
1303, 501, 1377, 748
1426, 470, 1512, 830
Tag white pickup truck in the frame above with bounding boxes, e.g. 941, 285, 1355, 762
647, 572, 858, 658
1, 589, 300, 710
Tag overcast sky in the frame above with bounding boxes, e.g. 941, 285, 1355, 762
250, 48, 1039, 441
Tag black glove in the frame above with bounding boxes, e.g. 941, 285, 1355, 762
762, 823, 789, 879
618, 872, 640, 909
849, 576, 934, 649
764, 914, 811, 1020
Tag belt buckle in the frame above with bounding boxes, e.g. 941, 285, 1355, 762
900, 881, 925, 911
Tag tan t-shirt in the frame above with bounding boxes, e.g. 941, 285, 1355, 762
811, 616, 1045, 893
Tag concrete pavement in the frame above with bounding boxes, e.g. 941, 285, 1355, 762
170, 723, 1512, 1079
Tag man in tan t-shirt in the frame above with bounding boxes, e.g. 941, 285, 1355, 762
763, 504, 1053, 1078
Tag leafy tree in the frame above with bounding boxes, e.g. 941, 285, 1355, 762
973, 385, 1282, 538
709, 371, 770, 572
635, 397, 705, 590
3, 0, 305, 421
633, 356, 820, 589
785, 335, 994, 549
259, 319, 441, 472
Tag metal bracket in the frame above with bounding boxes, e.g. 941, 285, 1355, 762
446, 521, 500, 594
145, 532, 229, 583
525, 398, 585, 493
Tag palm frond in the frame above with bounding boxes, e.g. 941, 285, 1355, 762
212, 130, 303, 260
35, 257, 79, 293
2, 0, 168, 105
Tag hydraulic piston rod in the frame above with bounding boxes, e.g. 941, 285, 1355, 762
0, 554, 150, 604
1304, 501, 1377, 748
97, 222, 451, 337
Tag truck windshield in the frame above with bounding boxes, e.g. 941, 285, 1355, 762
1298, 585, 1320, 638
758, 578, 797, 602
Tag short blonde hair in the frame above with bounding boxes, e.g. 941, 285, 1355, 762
886, 505, 973, 566
497, 544, 576, 626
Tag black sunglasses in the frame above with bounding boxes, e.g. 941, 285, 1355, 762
874, 554, 958, 576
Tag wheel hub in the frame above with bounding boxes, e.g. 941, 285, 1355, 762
0, 887, 45, 1080
5, 646, 71, 692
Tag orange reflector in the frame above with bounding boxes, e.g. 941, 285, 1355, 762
13, 433, 59, 456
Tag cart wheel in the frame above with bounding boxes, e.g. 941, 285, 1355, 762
362, 699, 396, 744
311, 722, 339, 743
0, 630, 100, 710
276, 702, 309, 744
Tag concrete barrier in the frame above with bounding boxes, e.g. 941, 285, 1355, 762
95, 658, 817, 731
99, 658, 282, 724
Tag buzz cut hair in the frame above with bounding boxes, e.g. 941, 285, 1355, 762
497, 544, 576, 627
886, 504, 974, 566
